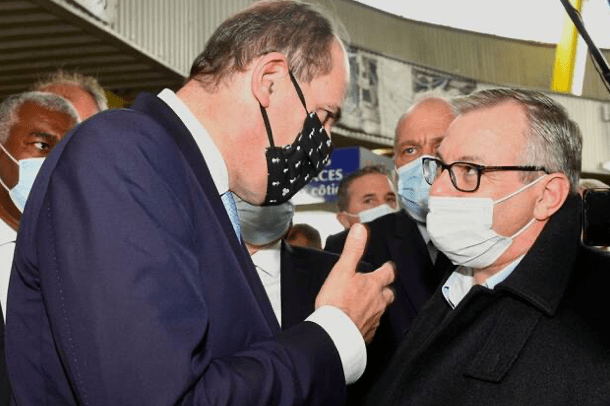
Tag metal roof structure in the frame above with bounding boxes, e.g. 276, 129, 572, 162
0, 0, 185, 101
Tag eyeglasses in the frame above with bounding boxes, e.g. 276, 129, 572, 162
422, 157, 550, 192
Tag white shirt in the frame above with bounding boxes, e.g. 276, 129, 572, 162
0, 219, 17, 321
157, 89, 366, 384
442, 255, 525, 309
251, 241, 283, 326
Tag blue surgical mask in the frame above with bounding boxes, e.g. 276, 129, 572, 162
0, 142, 45, 212
395, 156, 432, 223
235, 198, 295, 246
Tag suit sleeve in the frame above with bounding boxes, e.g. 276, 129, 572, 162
36, 118, 345, 406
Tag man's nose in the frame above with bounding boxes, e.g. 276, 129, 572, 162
429, 168, 455, 197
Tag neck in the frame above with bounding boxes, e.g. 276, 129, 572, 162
176, 80, 264, 203
0, 188, 20, 231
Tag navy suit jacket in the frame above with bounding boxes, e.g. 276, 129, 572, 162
280, 241, 336, 330
6, 93, 345, 406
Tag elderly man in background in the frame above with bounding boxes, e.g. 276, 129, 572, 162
33, 70, 108, 120
366, 88, 610, 406
0, 91, 79, 404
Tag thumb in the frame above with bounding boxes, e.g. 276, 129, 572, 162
335, 223, 368, 273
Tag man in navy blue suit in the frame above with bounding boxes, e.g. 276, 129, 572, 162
6, 2, 395, 405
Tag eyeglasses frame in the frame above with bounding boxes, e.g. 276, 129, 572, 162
422, 156, 551, 192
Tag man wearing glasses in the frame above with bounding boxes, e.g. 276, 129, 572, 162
364, 88, 610, 406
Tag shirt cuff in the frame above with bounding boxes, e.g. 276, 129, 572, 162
306, 305, 367, 384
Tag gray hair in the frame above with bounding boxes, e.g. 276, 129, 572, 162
453, 88, 582, 193
0, 91, 80, 143
33, 70, 108, 112
188, 0, 346, 88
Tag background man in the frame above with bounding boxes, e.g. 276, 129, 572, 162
333, 165, 398, 230
366, 88, 610, 406
6, 2, 395, 405
32, 70, 108, 120
0, 91, 79, 405
325, 96, 455, 340
285, 223, 323, 249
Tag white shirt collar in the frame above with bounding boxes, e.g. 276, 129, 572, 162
250, 240, 282, 279
442, 255, 525, 309
157, 89, 229, 195
0, 218, 16, 247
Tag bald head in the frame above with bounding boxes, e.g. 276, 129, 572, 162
394, 97, 455, 169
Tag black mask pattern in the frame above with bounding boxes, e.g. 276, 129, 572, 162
261, 71, 333, 205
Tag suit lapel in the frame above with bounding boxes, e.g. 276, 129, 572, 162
130, 93, 280, 334
388, 212, 436, 310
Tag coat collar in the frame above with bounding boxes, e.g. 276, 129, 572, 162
496, 194, 582, 316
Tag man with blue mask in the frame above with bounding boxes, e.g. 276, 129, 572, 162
0, 91, 78, 404
364, 88, 610, 406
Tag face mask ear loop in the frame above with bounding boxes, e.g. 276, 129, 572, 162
0, 142, 19, 192
259, 104, 276, 148
0, 142, 19, 165
494, 175, 546, 205
288, 70, 309, 114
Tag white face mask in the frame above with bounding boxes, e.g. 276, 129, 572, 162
343, 203, 397, 224
426, 176, 545, 268
395, 156, 433, 223
0, 142, 45, 212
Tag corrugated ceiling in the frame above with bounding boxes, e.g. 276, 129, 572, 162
0, 0, 185, 101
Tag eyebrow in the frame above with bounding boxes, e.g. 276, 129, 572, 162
431, 136, 445, 144
31, 131, 59, 141
361, 192, 376, 200
437, 152, 486, 164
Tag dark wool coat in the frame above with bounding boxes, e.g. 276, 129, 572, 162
365, 195, 610, 406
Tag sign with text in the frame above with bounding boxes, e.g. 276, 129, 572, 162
291, 147, 392, 205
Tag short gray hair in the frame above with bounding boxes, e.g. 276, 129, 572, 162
188, 0, 346, 88
0, 91, 80, 143
453, 88, 582, 193
33, 70, 108, 112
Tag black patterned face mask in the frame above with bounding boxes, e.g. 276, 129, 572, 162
261, 71, 333, 206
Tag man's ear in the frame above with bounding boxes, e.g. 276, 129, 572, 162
533, 173, 571, 221
336, 212, 352, 229
251, 52, 290, 109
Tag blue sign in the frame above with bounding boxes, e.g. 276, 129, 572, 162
292, 146, 392, 204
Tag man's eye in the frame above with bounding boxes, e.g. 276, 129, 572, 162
33, 142, 50, 151
463, 165, 478, 177
403, 147, 416, 155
